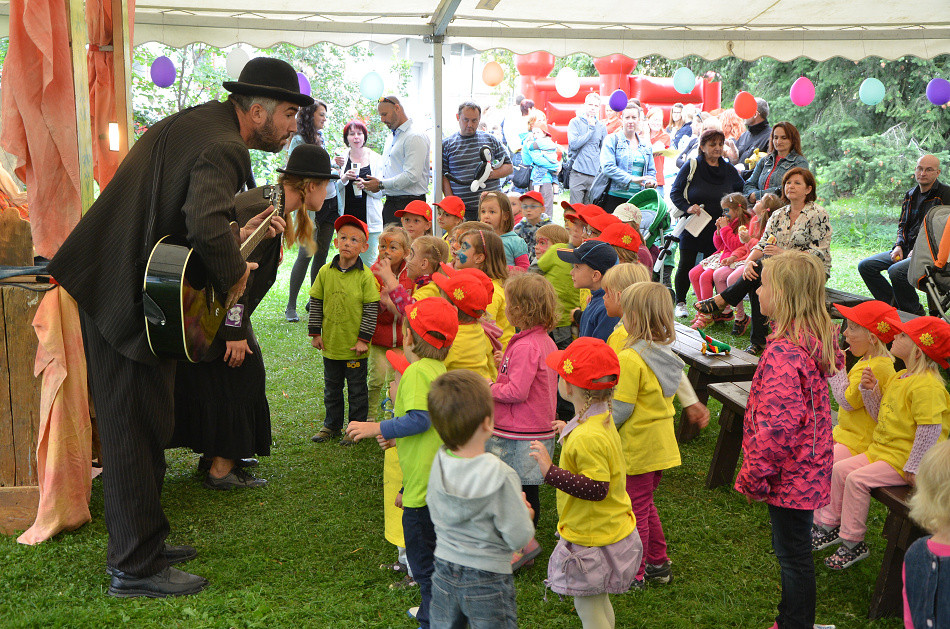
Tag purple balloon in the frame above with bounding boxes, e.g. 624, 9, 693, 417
297, 72, 312, 97
150, 56, 176, 88
608, 89, 628, 112
926, 78, 950, 106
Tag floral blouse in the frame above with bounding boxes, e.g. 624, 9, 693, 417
754, 202, 832, 276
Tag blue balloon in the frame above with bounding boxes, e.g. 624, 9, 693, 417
859, 77, 885, 106
150, 56, 176, 88
673, 67, 695, 95
608, 89, 628, 112
360, 71, 385, 101
926, 78, 950, 106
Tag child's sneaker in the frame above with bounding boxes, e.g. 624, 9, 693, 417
644, 559, 673, 584
388, 575, 417, 590
711, 309, 734, 323
628, 578, 646, 591
811, 524, 841, 551
511, 538, 543, 573
311, 427, 342, 443
824, 541, 869, 570
731, 314, 751, 336
407, 607, 419, 619
379, 561, 409, 574
674, 302, 689, 318
339, 432, 358, 446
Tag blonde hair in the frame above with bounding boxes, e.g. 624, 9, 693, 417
621, 281, 675, 346
279, 174, 329, 254
535, 223, 569, 245
721, 192, 752, 229
479, 191, 515, 233
602, 263, 651, 295
412, 236, 450, 275
901, 343, 943, 378
761, 252, 837, 373
379, 224, 411, 253
562, 379, 616, 427
504, 273, 559, 331
459, 227, 508, 282
428, 370, 494, 450
614, 247, 640, 263
909, 440, 950, 534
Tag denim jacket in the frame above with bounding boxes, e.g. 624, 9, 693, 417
904, 536, 950, 629
600, 131, 656, 197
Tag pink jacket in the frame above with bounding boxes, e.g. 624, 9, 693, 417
490, 326, 558, 439
735, 334, 840, 510
712, 216, 745, 258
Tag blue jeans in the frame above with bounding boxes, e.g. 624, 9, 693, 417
322, 357, 368, 431
431, 559, 518, 629
768, 504, 816, 629
858, 251, 922, 313
404, 506, 437, 629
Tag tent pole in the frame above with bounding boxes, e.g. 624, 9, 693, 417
111, 0, 133, 158
432, 38, 444, 235
66, 0, 95, 214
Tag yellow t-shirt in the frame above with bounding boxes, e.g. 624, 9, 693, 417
613, 347, 681, 475
833, 355, 896, 456
443, 322, 497, 380
556, 410, 636, 547
866, 370, 950, 476
607, 322, 627, 354
487, 278, 515, 349
412, 279, 440, 301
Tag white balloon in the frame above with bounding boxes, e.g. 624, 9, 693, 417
226, 48, 250, 80
555, 67, 580, 98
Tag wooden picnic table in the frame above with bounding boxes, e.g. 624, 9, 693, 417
704, 380, 752, 489
671, 322, 758, 442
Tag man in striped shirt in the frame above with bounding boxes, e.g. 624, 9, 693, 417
441, 101, 512, 220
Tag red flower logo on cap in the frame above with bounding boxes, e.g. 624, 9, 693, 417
920, 332, 934, 346
622, 235, 632, 245
453, 287, 465, 301
563, 359, 574, 374
877, 321, 890, 334
410, 307, 418, 320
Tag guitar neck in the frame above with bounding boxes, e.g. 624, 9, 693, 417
238, 185, 284, 260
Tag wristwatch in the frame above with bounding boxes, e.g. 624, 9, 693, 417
379, 180, 385, 190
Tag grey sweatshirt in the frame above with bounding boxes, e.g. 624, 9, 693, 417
427, 448, 535, 574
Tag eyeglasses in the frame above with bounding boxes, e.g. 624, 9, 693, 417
378, 97, 397, 106
916, 166, 938, 173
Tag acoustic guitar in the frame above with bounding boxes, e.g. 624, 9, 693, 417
143, 185, 284, 362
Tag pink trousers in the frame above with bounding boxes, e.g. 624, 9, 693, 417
626, 471, 668, 580
813, 453, 905, 543
688, 264, 716, 302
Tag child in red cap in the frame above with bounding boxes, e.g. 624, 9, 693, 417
597, 222, 652, 268
560, 201, 587, 248
528, 336, 641, 628
433, 265, 497, 380
434, 196, 465, 242
396, 200, 433, 242
309, 215, 380, 445
345, 296, 458, 629
816, 315, 950, 571
514, 191, 552, 263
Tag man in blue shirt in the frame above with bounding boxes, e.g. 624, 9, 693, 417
567, 92, 607, 204
441, 101, 512, 220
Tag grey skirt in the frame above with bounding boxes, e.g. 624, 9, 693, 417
486, 435, 554, 486
546, 529, 643, 597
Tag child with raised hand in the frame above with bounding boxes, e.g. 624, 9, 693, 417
486, 273, 560, 572
434, 196, 465, 243
904, 439, 950, 629
345, 297, 459, 629
376, 235, 449, 316
814, 315, 950, 571
529, 337, 642, 629
558, 239, 620, 342
369, 225, 413, 418
479, 190, 529, 271
826, 301, 897, 464
612, 281, 685, 587
426, 370, 535, 629
309, 216, 380, 445
514, 191, 552, 263
433, 265, 498, 380
454, 226, 516, 349
735, 251, 842, 629
396, 200, 434, 241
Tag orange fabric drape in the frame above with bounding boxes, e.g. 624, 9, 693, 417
0, 0, 82, 259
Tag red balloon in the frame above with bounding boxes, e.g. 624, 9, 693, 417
734, 91, 757, 119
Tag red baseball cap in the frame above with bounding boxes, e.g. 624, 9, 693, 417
395, 200, 433, 222
437, 263, 494, 300
406, 297, 459, 349
386, 349, 411, 375
432, 269, 491, 317
577, 206, 620, 234
833, 300, 899, 344
434, 196, 465, 219
883, 315, 950, 368
545, 337, 620, 390
334, 215, 368, 239
597, 222, 643, 252
560, 201, 584, 219
520, 191, 545, 205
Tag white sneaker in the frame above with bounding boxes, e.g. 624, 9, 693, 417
407, 607, 419, 619
674, 302, 689, 318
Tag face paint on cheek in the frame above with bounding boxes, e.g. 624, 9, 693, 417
457, 251, 468, 265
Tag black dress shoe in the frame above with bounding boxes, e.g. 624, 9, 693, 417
107, 567, 208, 598
106, 544, 197, 577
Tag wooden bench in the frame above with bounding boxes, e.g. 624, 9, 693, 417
825, 287, 871, 313
671, 322, 758, 443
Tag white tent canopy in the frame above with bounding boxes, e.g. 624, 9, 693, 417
1, 0, 949, 61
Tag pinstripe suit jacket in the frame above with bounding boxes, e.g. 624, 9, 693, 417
48, 100, 250, 365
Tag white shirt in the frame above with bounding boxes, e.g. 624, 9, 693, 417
380, 118, 430, 197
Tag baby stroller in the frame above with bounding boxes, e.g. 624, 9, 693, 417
628, 188, 676, 302
908, 204, 950, 322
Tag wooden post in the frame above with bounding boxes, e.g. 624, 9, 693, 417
66, 0, 96, 214
111, 0, 133, 157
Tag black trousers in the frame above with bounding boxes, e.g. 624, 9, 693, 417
80, 310, 175, 576
674, 246, 715, 304
382, 194, 427, 227
322, 357, 369, 431
720, 260, 768, 346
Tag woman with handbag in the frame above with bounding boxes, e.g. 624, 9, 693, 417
598, 100, 657, 213
668, 128, 744, 319
335, 119, 384, 265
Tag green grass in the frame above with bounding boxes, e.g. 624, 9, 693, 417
0, 195, 904, 628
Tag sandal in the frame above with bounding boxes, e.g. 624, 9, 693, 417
824, 541, 869, 570
731, 314, 751, 336
694, 297, 725, 315
690, 313, 712, 330
712, 309, 734, 323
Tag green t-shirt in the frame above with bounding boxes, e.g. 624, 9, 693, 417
394, 357, 446, 508
538, 243, 580, 328
309, 256, 380, 360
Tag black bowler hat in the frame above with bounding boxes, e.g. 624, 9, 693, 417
223, 57, 314, 107
277, 144, 339, 180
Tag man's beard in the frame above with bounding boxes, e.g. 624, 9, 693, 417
250, 114, 286, 153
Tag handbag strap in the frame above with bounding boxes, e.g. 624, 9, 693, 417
684, 158, 698, 205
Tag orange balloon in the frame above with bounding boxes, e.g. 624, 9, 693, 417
482, 61, 505, 87
734, 91, 757, 119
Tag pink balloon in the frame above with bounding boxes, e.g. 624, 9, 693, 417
790, 76, 815, 107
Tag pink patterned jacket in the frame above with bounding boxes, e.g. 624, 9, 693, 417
735, 334, 839, 510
